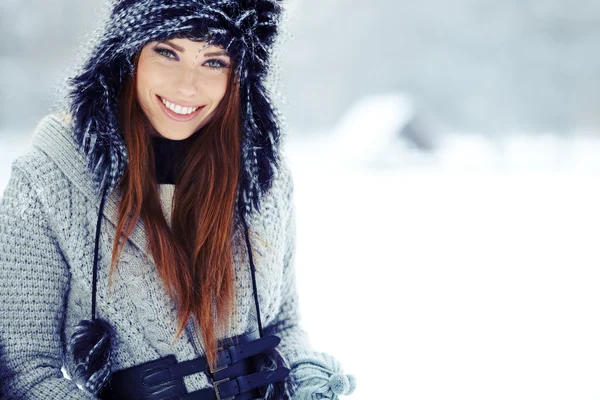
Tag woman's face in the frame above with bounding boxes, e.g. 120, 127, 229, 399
135, 38, 232, 140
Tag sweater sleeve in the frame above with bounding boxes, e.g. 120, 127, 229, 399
263, 162, 357, 400
0, 162, 97, 399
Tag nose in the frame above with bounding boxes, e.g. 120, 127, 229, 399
175, 64, 202, 98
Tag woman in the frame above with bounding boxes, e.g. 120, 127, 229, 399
0, 1, 356, 399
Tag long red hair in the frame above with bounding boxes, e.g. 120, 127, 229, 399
110, 49, 242, 370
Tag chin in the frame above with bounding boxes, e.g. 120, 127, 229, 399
145, 107, 212, 140
152, 120, 202, 140
154, 129, 194, 140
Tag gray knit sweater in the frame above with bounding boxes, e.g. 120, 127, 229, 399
0, 114, 355, 399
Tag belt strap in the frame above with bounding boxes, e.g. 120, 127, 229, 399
181, 366, 291, 400
217, 367, 291, 398
214, 334, 281, 372
141, 335, 281, 386
99, 330, 289, 400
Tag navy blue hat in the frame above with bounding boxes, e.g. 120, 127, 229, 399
63, 0, 287, 219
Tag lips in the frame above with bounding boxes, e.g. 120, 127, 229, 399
156, 95, 205, 122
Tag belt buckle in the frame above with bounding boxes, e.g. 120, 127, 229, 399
209, 346, 229, 374
213, 377, 234, 400
209, 362, 228, 374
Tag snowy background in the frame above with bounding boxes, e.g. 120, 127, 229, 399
2, 1, 600, 399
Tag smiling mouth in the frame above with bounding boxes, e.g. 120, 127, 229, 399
158, 95, 203, 113
156, 95, 205, 121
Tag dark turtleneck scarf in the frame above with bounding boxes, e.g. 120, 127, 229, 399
151, 131, 200, 184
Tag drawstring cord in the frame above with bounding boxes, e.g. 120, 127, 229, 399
92, 185, 109, 320
237, 203, 264, 338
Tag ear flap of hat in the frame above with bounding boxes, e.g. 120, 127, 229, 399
66, 35, 131, 196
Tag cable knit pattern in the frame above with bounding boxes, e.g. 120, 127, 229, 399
0, 114, 355, 399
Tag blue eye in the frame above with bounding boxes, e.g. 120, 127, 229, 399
205, 59, 229, 70
154, 47, 177, 60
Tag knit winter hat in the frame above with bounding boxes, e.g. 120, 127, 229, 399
60, 0, 288, 220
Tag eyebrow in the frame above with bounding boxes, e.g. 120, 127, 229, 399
162, 40, 229, 57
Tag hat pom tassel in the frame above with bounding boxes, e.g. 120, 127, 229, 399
250, 339, 297, 400
68, 318, 116, 394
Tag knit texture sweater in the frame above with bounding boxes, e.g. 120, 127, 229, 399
0, 114, 356, 399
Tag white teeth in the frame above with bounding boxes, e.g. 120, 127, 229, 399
160, 97, 199, 115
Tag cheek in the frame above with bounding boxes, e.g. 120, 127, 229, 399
136, 60, 169, 96
208, 77, 229, 104
135, 61, 151, 99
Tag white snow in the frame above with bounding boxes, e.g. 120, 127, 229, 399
289, 167, 600, 400
326, 92, 415, 168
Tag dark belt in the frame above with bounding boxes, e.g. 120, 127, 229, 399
98, 329, 290, 400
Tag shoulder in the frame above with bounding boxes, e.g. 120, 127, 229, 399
11, 113, 77, 192
258, 152, 296, 216
1, 148, 75, 256
276, 152, 297, 215
5, 113, 94, 241
25, 113, 97, 198
242, 152, 296, 244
